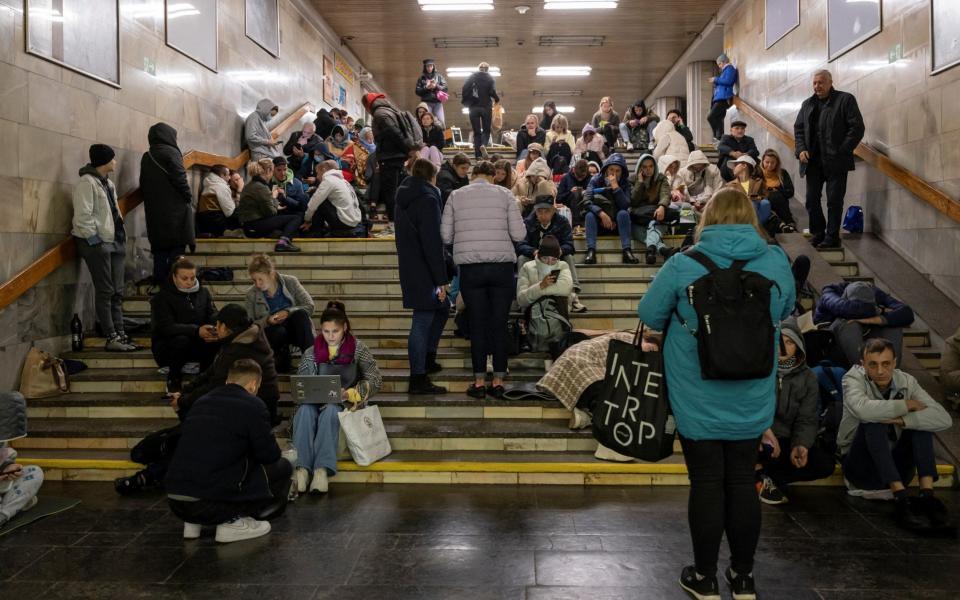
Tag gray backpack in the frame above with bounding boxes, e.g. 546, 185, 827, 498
527, 296, 571, 352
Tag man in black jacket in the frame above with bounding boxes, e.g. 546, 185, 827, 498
461, 62, 500, 159
717, 120, 759, 182
794, 69, 865, 248
363, 93, 419, 225
140, 123, 195, 283
166, 359, 291, 543
313, 108, 339, 140
667, 109, 697, 152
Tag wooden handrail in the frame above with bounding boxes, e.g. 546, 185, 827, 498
0, 103, 313, 311
732, 97, 960, 225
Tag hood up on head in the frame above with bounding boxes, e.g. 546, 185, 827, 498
634, 153, 659, 181
686, 150, 710, 168
598, 153, 630, 188
652, 119, 675, 141
363, 93, 385, 110
580, 123, 597, 136
524, 157, 552, 180
256, 98, 278, 120
657, 154, 680, 177
148, 122, 179, 148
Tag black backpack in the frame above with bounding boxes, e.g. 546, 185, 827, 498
676, 249, 778, 380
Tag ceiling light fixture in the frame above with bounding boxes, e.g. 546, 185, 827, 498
419, 0, 494, 11
447, 66, 502, 77
532, 90, 584, 97
539, 35, 605, 47
536, 66, 592, 77
433, 36, 500, 48
532, 105, 575, 113
544, 0, 617, 9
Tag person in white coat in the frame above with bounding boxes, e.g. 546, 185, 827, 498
302, 161, 363, 236
0, 393, 43, 528
651, 119, 691, 164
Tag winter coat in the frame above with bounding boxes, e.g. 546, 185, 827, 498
369, 95, 413, 162
582, 153, 631, 219
725, 176, 767, 202
516, 127, 547, 158
179, 324, 280, 417
270, 168, 309, 211
437, 161, 469, 206
652, 120, 691, 164
657, 155, 686, 193
813, 282, 914, 327
517, 211, 575, 258
712, 64, 738, 102
140, 123, 195, 250
415, 71, 448, 104
630, 154, 670, 213
680, 150, 724, 199
511, 158, 557, 217
793, 88, 865, 176
717, 134, 759, 173
394, 175, 449, 310
245, 99, 282, 160
517, 258, 573, 309
298, 337, 383, 399
72, 165, 121, 244
574, 124, 606, 159
637, 225, 796, 440
305, 170, 362, 227
0, 392, 26, 443
621, 103, 660, 147
772, 320, 820, 449
150, 281, 217, 343
244, 273, 316, 326
460, 71, 499, 108
165, 383, 280, 502
197, 171, 236, 216
591, 109, 621, 130
421, 123, 446, 149
838, 366, 953, 455
941, 327, 960, 395
283, 131, 323, 172
556, 170, 591, 208
441, 180, 525, 265
313, 109, 337, 140
235, 176, 277, 224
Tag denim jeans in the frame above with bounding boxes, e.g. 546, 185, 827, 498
426, 101, 445, 125
292, 403, 344, 475
585, 209, 632, 250
632, 220, 669, 250
459, 262, 515, 378
842, 425, 937, 490
409, 307, 449, 375
618, 121, 657, 147
754, 199, 772, 225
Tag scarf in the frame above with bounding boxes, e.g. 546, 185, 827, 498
313, 333, 357, 366
329, 135, 349, 150
176, 280, 201, 294
778, 355, 799, 375
358, 128, 376, 152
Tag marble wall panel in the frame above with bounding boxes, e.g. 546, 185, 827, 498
0, 118, 18, 177
0, 62, 28, 123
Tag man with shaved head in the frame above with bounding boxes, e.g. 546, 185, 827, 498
793, 69, 865, 249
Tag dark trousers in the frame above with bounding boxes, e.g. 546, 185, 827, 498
830, 319, 904, 368
680, 435, 762, 576
196, 211, 240, 237
152, 246, 186, 286
469, 106, 493, 158
459, 262, 515, 377
408, 307, 449, 375
768, 194, 797, 227
804, 162, 848, 242
168, 458, 293, 526
759, 436, 836, 488
842, 425, 938, 491
707, 100, 731, 140
378, 159, 406, 222
599, 123, 618, 149
152, 334, 220, 378
264, 310, 315, 372
242, 214, 303, 240
130, 424, 181, 486
565, 190, 585, 226
308, 199, 353, 235
75, 239, 126, 338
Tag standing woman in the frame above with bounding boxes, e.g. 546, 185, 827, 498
245, 254, 316, 373
415, 58, 448, 125
442, 161, 525, 398
638, 189, 795, 600
292, 301, 382, 494
150, 256, 219, 392
395, 159, 450, 395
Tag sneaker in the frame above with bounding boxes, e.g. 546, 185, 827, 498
183, 522, 202, 540
724, 567, 757, 600
679, 565, 721, 600
626, 142, 634, 151
295, 467, 310, 494
570, 292, 587, 313
223, 228, 245, 238
844, 480, 895, 501
594, 443, 634, 463
214, 516, 271, 543
309, 468, 329, 494
22, 496, 39, 513
758, 475, 788, 505
568, 407, 591, 430
895, 496, 932, 532
105, 334, 137, 352
480, 145, 489, 159
180, 362, 200, 375
466, 384, 486, 399
117, 332, 142, 349
274, 241, 301, 253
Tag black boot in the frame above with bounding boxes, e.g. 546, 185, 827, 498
622, 248, 640, 264
659, 246, 677, 261
408, 374, 448, 395
425, 352, 443, 374
584, 248, 597, 264
644, 245, 657, 265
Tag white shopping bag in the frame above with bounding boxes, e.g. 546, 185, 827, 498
337, 405, 392, 466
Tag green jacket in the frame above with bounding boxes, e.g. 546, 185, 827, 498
235, 177, 276, 224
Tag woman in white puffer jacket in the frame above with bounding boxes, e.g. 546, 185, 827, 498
652, 119, 691, 164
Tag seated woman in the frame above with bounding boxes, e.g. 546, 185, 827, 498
353, 126, 376, 190
574, 124, 607, 162
292, 301, 382, 494
516, 113, 547, 159
245, 254, 316, 373
150, 256, 219, 392
545, 114, 576, 175
235, 160, 302, 252
511, 157, 556, 218
419, 111, 446, 168
323, 125, 352, 161
619, 100, 659, 151
725, 155, 781, 237
517, 235, 573, 355
1, 393, 43, 528
493, 159, 515, 191
196, 165, 241, 237
515, 143, 544, 178
760, 149, 797, 232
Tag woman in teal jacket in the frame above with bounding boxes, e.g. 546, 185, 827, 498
637, 188, 795, 600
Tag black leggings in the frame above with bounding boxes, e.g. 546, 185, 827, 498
264, 310, 315, 371
242, 214, 303, 240
707, 100, 731, 140
459, 262, 515, 377
680, 435, 762, 577
469, 106, 492, 158
152, 334, 219, 378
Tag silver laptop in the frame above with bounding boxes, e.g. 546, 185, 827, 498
290, 375, 341, 404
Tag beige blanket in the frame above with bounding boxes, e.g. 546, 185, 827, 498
536, 331, 634, 410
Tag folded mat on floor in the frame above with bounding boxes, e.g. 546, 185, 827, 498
0, 496, 81, 537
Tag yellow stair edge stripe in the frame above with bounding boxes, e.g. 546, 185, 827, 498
194, 236, 691, 244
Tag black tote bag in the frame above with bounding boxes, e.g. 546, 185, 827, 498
591, 324, 676, 462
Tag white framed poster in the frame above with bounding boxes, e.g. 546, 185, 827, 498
827, 0, 882, 62
25, 0, 120, 88
931, 0, 960, 75
245, 0, 280, 58
765, 0, 800, 50
165, 0, 218, 72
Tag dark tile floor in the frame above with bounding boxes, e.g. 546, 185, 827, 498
1, 483, 958, 599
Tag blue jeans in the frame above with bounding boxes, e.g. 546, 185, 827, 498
754, 199, 772, 225
585, 209, 632, 250
292, 403, 343, 476
842, 424, 938, 490
409, 307, 449, 375
618, 121, 658, 147
632, 220, 669, 249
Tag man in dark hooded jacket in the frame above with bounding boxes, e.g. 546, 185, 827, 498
579, 153, 639, 265
140, 123, 195, 283
363, 93, 419, 224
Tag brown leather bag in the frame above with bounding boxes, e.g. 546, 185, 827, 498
19, 347, 69, 399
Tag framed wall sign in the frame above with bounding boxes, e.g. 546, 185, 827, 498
323, 56, 334, 105
827, 0, 882, 62
25, 0, 121, 87
245, 0, 280, 58
765, 0, 800, 49
165, 0, 218, 72
931, 0, 960, 75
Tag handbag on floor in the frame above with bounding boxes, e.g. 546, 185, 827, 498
338, 405, 391, 466
19, 347, 69, 399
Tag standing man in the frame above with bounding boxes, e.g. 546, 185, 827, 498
415, 58, 448, 125
461, 62, 500, 159
706, 53, 738, 142
362, 93, 420, 229
794, 70, 865, 249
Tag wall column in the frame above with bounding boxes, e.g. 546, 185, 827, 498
652, 97, 684, 122
686, 60, 718, 147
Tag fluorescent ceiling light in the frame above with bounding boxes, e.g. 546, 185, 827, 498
532, 105, 575, 113
419, 0, 494, 11
537, 66, 592, 77
447, 66, 501, 77
434, 36, 500, 48
544, 1, 617, 9
539, 35, 605, 47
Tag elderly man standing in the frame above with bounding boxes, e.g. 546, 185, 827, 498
793, 70, 865, 249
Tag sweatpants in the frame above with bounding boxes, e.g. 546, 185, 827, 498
409, 307, 449, 376
75, 238, 126, 338
585, 209, 632, 250
292, 403, 344, 475
459, 262, 515, 378
759, 437, 837, 488
242, 214, 303, 240
842, 425, 938, 491
426, 101, 445, 125
152, 335, 219, 378
0, 466, 44, 526
419, 146, 443, 168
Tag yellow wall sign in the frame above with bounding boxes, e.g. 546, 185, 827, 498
334, 54, 355, 85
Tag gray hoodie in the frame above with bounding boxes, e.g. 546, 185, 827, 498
773, 321, 819, 448
244, 99, 282, 160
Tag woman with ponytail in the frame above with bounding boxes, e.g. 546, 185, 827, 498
291, 301, 382, 494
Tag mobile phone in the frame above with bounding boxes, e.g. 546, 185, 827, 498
550, 269, 562, 278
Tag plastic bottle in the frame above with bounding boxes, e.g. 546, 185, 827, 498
71, 313, 84, 352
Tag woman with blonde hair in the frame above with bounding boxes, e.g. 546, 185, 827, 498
590, 96, 621, 149
546, 114, 576, 148
638, 187, 795, 600
760, 149, 797, 232
516, 113, 546, 159
235, 160, 302, 252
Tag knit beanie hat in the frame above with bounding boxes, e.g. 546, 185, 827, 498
362, 93, 384, 109
538, 235, 561, 259
217, 303, 252, 332
89, 144, 115, 167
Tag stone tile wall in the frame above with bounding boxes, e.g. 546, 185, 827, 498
723, 0, 960, 304
0, 0, 371, 389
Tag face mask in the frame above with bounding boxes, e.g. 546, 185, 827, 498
536, 259, 555, 279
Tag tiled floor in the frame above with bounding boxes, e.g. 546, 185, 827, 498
1, 483, 957, 599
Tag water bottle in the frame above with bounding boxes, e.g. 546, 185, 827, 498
71, 313, 84, 352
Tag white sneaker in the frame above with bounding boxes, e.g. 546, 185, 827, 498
309, 468, 329, 494
214, 517, 271, 543
223, 228, 245, 238
22, 496, 39, 513
568, 408, 591, 430
295, 467, 310, 493
570, 292, 587, 313
844, 479, 894, 501
183, 522, 202, 539
180, 362, 200, 375
594, 443, 635, 463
